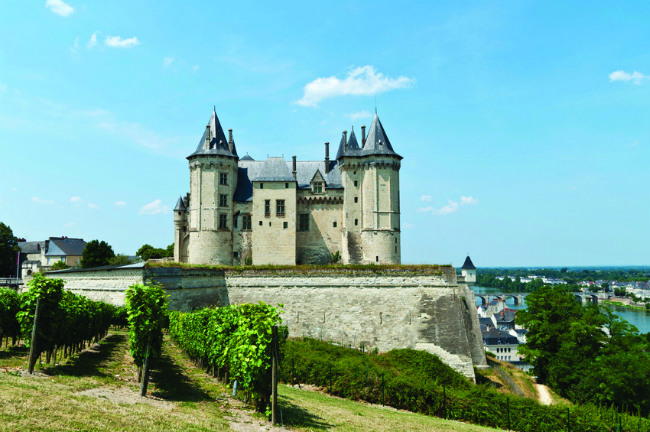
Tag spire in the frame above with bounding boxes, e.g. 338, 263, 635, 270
335, 130, 347, 160
461, 256, 476, 270
174, 196, 186, 211
347, 128, 360, 152
187, 107, 238, 159
361, 113, 401, 158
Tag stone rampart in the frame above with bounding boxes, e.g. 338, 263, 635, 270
46, 265, 486, 380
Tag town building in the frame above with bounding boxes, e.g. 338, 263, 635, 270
174, 108, 402, 265
18, 237, 87, 276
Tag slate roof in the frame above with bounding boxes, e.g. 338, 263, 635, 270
240, 153, 254, 161
482, 328, 519, 345
461, 256, 476, 270
479, 317, 495, 329
174, 196, 186, 211
19, 241, 43, 254
496, 309, 517, 323
233, 158, 343, 202
187, 108, 238, 159
336, 114, 402, 159
45, 237, 87, 256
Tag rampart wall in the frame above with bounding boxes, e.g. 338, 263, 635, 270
45, 265, 486, 380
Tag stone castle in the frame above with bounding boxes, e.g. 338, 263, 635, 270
174, 108, 401, 266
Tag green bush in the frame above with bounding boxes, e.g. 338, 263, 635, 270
0, 287, 21, 344
125, 282, 168, 368
282, 338, 650, 432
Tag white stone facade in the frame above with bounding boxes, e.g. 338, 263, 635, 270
174, 109, 402, 266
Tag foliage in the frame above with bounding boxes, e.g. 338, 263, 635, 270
14, 273, 115, 358
330, 250, 341, 263
125, 282, 168, 367
81, 240, 115, 268
169, 302, 285, 412
517, 285, 650, 415
108, 254, 135, 266
0, 222, 19, 277
0, 287, 21, 342
136, 244, 173, 261
50, 260, 70, 270
282, 338, 650, 432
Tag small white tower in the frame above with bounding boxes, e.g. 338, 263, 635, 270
461, 255, 477, 285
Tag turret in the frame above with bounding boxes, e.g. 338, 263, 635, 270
461, 256, 477, 285
183, 107, 239, 265
337, 114, 402, 264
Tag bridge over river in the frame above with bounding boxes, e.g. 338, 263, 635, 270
473, 290, 607, 307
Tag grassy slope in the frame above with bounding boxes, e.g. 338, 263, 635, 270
0, 334, 501, 432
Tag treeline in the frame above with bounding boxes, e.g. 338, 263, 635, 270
518, 285, 650, 416
477, 267, 649, 286
0, 274, 119, 363
282, 338, 650, 432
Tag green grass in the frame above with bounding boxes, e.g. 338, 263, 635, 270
1, 332, 501, 432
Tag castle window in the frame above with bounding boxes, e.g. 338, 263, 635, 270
283, 221, 288, 229
265, 200, 271, 217
260, 183, 264, 189
234, 251, 239, 259
355, 219, 358, 226
285, 182, 289, 189
276, 199, 285, 216
299, 214, 309, 231
333, 221, 337, 228
233, 215, 238, 228
259, 221, 263, 226
219, 172, 228, 185
376, 256, 379, 262
354, 180, 358, 187
354, 197, 358, 203
219, 214, 228, 230
313, 182, 323, 194
242, 214, 252, 230
219, 194, 228, 207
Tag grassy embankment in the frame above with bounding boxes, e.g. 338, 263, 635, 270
0, 332, 500, 432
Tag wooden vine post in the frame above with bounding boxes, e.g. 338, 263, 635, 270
271, 325, 278, 425
27, 299, 41, 374
140, 339, 151, 396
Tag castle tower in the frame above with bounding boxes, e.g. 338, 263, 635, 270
338, 115, 402, 264
185, 108, 239, 264
461, 256, 477, 285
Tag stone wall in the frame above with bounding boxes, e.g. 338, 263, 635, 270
47, 265, 486, 380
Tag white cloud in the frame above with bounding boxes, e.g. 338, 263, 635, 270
105, 36, 140, 48
64, 222, 75, 228
163, 57, 175, 68
32, 196, 54, 205
87, 32, 99, 49
70, 36, 80, 53
418, 196, 478, 216
70, 196, 82, 203
403, 223, 415, 230
345, 110, 372, 121
609, 70, 649, 85
296, 65, 414, 107
460, 196, 479, 205
115, 200, 127, 207
139, 199, 170, 215
46, 0, 74, 17
87, 203, 99, 209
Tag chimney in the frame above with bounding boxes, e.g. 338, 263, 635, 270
324, 142, 330, 174
228, 128, 234, 152
205, 125, 211, 149
343, 130, 348, 152
361, 125, 366, 147
292, 155, 297, 179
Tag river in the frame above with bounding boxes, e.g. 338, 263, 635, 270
472, 285, 650, 334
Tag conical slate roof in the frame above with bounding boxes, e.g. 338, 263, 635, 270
461, 256, 476, 270
336, 114, 401, 159
174, 196, 186, 211
187, 108, 238, 159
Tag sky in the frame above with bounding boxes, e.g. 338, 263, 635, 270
0, 1, 648, 267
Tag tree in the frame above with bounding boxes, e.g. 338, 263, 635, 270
136, 244, 171, 261
0, 222, 19, 277
601, 282, 610, 292
165, 243, 174, 257
108, 254, 134, 266
50, 260, 70, 270
81, 240, 115, 268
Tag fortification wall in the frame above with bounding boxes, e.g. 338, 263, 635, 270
46, 265, 486, 380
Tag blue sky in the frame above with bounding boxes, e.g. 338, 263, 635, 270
0, 1, 648, 267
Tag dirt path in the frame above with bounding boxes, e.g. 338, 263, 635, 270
536, 384, 552, 405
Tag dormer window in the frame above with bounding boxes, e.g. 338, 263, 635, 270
313, 182, 323, 193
